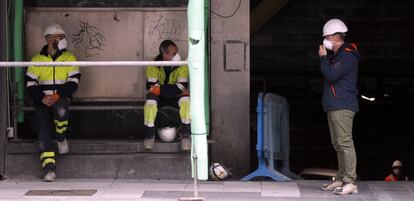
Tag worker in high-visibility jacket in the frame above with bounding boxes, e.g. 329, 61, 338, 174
25, 23, 81, 182
144, 40, 191, 150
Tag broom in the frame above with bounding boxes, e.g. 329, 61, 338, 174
178, 137, 205, 201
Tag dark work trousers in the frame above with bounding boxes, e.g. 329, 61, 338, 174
35, 97, 70, 173
145, 94, 191, 138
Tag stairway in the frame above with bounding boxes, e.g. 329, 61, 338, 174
5, 139, 191, 180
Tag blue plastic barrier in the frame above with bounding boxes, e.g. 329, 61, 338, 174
242, 93, 298, 181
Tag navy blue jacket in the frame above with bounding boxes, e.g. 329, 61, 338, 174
320, 42, 360, 113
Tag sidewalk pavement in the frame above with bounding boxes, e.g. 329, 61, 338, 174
1, 179, 414, 201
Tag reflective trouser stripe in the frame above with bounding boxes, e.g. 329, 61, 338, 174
42, 158, 56, 168
178, 97, 191, 124
40, 152, 55, 160
56, 127, 67, 134
54, 120, 68, 127
144, 100, 158, 127
40, 151, 56, 168
54, 120, 68, 134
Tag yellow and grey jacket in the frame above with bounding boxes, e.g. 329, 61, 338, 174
146, 56, 189, 98
26, 45, 81, 105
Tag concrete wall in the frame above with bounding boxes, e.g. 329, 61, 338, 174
25, 0, 188, 7
210, 0, 250, 178
25, 8, 188, 101
19, 0, 252, 178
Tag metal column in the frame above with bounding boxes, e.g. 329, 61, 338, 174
0, 0, 8, 178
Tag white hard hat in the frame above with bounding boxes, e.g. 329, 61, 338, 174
392, 160, 403, 168
43, 23, 66, 37
322, 19, 348, 36
209, 162, 230, 180
158, 127, 177, 142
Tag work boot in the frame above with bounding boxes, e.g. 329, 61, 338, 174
334, 182, 358, 195
57, 138, 69, 155
144, 136, 155, 150
144, 127, 156, 150
43, 171, 56, 182
180, 137, 191, 151
321, 180, 343, 191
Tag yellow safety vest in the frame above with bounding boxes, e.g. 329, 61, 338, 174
26, 50, 80, 96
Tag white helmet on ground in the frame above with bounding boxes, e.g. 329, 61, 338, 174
158, 127, 177, 142
392, 160, 403, 168
209, 162, 231, 180
322, 19, 348, 36
43, 23, 66, 37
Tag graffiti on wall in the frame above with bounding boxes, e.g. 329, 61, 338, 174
71, 21, 106, 57
147, 16, 186, 41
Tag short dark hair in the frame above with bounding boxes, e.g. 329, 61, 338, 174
159, 40, 177, 54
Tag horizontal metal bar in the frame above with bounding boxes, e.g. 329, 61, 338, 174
0, 61, 188, 67
22, 105, 144, 111
72, 98, 146, 102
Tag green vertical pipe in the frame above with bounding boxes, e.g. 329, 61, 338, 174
188, 0, 208, 180
204, 0, 210, 133
13, 0, 24, 123
8, 0, 14, 61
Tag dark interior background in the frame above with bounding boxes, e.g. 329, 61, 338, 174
250, 0, 414, 181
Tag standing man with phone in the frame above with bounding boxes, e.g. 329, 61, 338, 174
318, 19, 360, 195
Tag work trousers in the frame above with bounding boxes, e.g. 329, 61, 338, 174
35, 98, 70, 173
327, 109, 357, 183
143, 94, 191, 137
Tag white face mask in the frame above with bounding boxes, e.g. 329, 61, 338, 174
323, 39, 333, 50
57, 38, 67, 50
393, 168, 401, 175
172, 53, 181, 61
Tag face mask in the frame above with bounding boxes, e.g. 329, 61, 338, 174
172, 53, 181, 61
57, 38, 67, 50
323, 39, 333, 50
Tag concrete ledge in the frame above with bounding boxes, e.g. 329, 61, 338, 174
7, 139, 186, 154
6, 140, 191, 180
7, 153, 191, 180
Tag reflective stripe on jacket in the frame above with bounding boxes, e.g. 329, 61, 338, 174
146, 63, 189, 98
26, 46, 80, 105
146, 65, 189, 85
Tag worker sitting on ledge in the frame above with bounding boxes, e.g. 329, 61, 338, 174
143, 40, 191, 151
25, 23, 81, 182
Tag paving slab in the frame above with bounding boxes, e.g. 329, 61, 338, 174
0, 179, 414, 201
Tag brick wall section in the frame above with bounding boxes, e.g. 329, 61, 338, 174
251, 0, 414, 98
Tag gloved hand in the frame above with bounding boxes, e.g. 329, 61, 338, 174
42, 93, 60, 107
42, 95, 56, 107
180, 89, 189, 96
149, 85, 161, 96
51, 93, 60, 102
